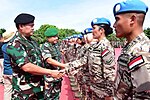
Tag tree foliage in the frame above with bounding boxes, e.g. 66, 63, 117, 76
144, 27, 150, 39
32, 24, 57, 44
107, 33, 125, 42
0, 28, 6, 34
32, 24, 80, 44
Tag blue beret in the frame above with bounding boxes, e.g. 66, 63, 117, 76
72, 34, 78, 38
66, 37, 70, 40
84, 28, 93, 34
91, 17, 111, 27
69, 36, 72, 39
113, 0, 148, 16
14, 13, 35, 24
44, 27, 58, 37
77, 34, 83, 39
81, 32, 84, 35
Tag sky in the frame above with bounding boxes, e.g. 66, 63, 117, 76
0, 0, 150, 32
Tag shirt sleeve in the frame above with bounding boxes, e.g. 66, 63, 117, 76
41, 43, 52, 60
101, 47, 116, 81
65, 51, 88, 73
7, 41, 30, 68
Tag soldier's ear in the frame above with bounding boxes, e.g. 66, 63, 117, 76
130, 14, 136, 25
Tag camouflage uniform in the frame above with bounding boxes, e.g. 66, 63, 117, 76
75, 44, 91, 99
7, 32, 44, 100
64, 43, 76, 62
41, 41, 62, 100
115, 33, 150, 100
66, 37, 115, 99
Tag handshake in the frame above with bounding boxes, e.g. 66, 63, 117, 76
49, 63, 76, 79
50, 69, 67, 79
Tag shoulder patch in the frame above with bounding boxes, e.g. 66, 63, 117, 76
128, 55, 144, 71
101, 49, 110, 57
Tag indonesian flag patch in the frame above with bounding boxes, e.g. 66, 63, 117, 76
101, 49, 110, 57
128, 55, 144, 71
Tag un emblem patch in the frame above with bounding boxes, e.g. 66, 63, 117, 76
115, 4, 121, 13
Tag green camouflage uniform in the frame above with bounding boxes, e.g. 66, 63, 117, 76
66, 37, 115, 99
41, 41, 62, 100
115, 33, 150, 100
7, 32, 44, 100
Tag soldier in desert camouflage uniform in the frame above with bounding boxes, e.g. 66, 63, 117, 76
41, 27, 63, 100
76, 28, 95, 100
113, 0, 150, 99
61, 37, 69, 63
63, 17, 115, 100
63, 35, 77, 63
6, 13, 63, 100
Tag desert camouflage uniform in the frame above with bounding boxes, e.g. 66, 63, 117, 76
41, 41, 62, 100
66, 37, 115, 99
115, 33, 150, 100
7, 32, 44, 100
64, 44, 76, 62
76, 44, 92, 99
60, 41, 68, 63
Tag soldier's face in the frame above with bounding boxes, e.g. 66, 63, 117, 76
20, 23, 34, 37
113, 13, 132, 38
47, 36, 58, 44
86, 33, 93, 43
92, 25, 101, 39
76, 38, 82, 44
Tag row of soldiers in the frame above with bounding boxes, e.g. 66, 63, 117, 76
60, 0, 150, 100
61, 19, 115, 100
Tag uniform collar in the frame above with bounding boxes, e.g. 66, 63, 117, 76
123, 32, 145, 52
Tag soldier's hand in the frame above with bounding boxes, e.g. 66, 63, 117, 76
105, 96, 114, 100
50, 70, 64, 79
59, 69, 66, 74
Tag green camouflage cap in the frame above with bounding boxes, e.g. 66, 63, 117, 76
44, 27, 58, 37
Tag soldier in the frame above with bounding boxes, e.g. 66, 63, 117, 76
78, 28, 97, 100
64, 35, 77, 63
113, 0, 150, 99
6, 13, 63, 99
63, 17, 115, 99
41, 27, 63, 100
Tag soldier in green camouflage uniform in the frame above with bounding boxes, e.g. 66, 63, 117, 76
7, 13, 63, 100
64, 17, 115, 99
113, 0, 150, 99
41, 28, 63, 100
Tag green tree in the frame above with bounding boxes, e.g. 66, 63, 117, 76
144, 28, 150, 39
0, 28, 6, 34
32, 24, 57, 44
32, 24, 80, 44
59, 28, 80, 40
